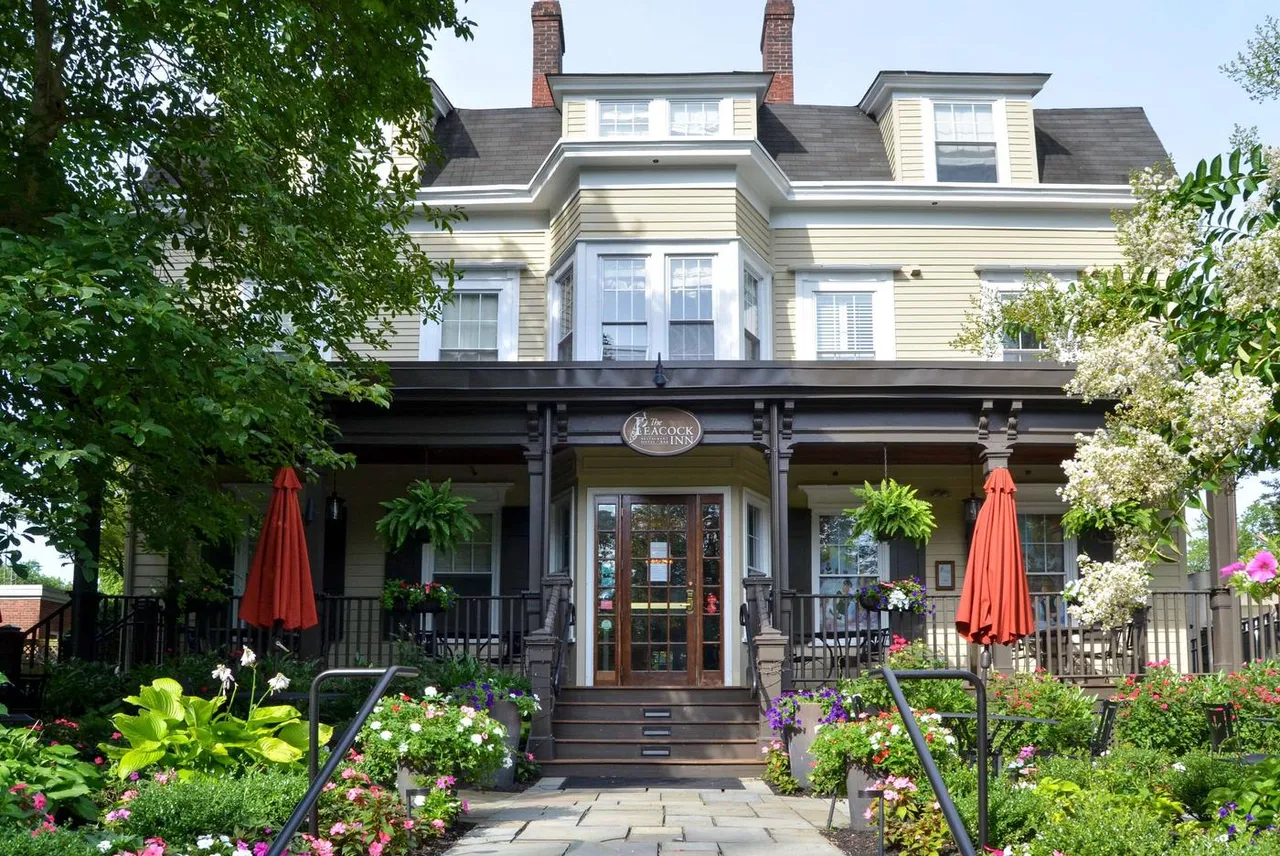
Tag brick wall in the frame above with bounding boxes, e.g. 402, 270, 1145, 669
0, 586, 70, 633
531, 1, 564, 108
761, 0, 794, 104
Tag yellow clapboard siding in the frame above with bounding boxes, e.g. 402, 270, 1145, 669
579, 188, 737, 240
772, 226, 1123, 359
733, 99, 756, 137
879, 101, 900, 180
895, 99, 926, 181
1006, 100, 1039, 184
563, 100, 587, 138
550, 192, 581, 268
736, 191, 771, 264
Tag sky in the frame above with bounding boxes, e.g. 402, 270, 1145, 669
18, 0, 1280, 578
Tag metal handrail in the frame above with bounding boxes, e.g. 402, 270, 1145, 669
550, 597, 575, 697
880, 666, 985, 855
266, 665, 420, 856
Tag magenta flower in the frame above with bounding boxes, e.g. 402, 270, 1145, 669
1248, 551, 1278, 582
1221, 561, 1246, 580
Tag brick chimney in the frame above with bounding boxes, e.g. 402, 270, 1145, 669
531, 1, 564, 108
760, 0, 794, 103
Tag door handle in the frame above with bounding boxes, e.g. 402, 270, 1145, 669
685, 589, 694, 614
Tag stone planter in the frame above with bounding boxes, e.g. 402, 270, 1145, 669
846, 765, 875, 829
490, 699, 522, 788
787, 703, 825, 789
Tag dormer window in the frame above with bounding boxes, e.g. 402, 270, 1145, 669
599, 100, 650, 137
669, 100, 721, 136
933, 102, 997, 183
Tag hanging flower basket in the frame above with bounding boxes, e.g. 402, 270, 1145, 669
382, 580, 457, 614
856, 579, 931, 615
857, 590, 885, 612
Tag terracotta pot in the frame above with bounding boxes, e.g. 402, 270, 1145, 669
787, 703, 825, 789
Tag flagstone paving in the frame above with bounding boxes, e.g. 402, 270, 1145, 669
448, 778, 849, 856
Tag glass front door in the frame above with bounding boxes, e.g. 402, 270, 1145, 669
593, 494, 723, 686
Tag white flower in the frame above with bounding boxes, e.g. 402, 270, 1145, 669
380, 730, 393, 741
409, 722, 421, 733
470, 733, 483, 745
413, 794, 426, 807
1066, 556, 1151, 629
196, 837, 214, 850
491, 723, 505, 737
235, 849, 252, 856
1219, 229, 1280, 317
370, 721, 381, 730
1060, 426, 1188, 512
1065, 322, 1180, 429
502, 754, 514, 768
1172, 762, 1186, 772
460, 717, 473, 728
424, 686, 438, 698
267, 672, 290, 694
1114, 165, 1199, 272
398, 743, 408, 755
211, 664, 234, 687
1179, 370, 1273, 463
240, 646, 256, 668
99, 843, 114, 854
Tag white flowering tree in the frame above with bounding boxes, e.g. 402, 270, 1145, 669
957, 144, 1280, 626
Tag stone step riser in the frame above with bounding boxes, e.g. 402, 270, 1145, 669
552, 702, 759, 723
557, 688, 756, 706
552, 720, 759, 740
539, 760, 766, 778
554, 739, 761, 761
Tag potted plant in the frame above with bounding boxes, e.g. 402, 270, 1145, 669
844, 479, 937, 545
856, 579, 930, 614
381, 579, 458, 614
376, 478, 481, 551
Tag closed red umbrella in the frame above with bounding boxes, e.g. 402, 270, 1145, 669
240, 467, 318, 631
955, 467, 1035, 647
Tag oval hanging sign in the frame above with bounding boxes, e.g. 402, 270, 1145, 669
621, 407, 703, 457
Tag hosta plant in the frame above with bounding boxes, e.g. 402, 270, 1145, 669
844, 480, 937, 545
101, 649, 331, 779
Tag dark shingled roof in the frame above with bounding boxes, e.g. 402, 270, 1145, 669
419, 104, 1168, 188
1034, 107, 1169, 184
757, 104, 893, 180
422, 107, 563, 187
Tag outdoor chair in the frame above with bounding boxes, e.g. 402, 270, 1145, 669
1203, 702, 1271, 765
1090, 699, 1120, 757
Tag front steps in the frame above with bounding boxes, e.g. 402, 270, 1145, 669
543, 686, 765, 778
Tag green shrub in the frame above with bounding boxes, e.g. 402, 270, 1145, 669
950, 768, 1051, 850
1030, 753, 1092, 787
988, 670, 1096, 754
0, 724, 106, 825
1112, 664, 1209, 753
1091, 746, 1178, 795
115, 770, 308, 845
0, 829, 101, 856
355, 691, 510, 787
41, 661, 131, 719
839, 639, 974, 716
1169, 831, 1280, 855
1034, 790, 1171, 856
1169, 750, 1248, 819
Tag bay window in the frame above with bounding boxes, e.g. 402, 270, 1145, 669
742, 268, 762, 360
601, 257, 649, 361
667, 257, 715, 360
555, 266, 574, 361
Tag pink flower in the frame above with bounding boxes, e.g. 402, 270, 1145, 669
369, 843, 383, 856
1221, 561, 1246, 579
430, 819, 446, 831
129, 772, 140, 781
403, 820, 414, 830
461, 799, 469, 814
94, 757, 104, 765
329, 823, 347, 836
32, 793, 46, 811
1248, 551, 1278, 583
121, 790, 138, 802
142, 844, 164, 856
105, 808, 131, 822
341, 767, 358, 780
311, 839, 334, 856
435, 776, 456, 790
322, 782, 337, 792
346, 787, 363, 801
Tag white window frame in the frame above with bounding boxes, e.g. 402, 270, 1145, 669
1016, 499, 1079, 631
550, 489, 575, 579
549, 259, 575, 362
796, 271, 896, 361
668, 99, 723, 137
419, 268, 519, 361
419, 483, 511, 630
579, 241, 745, 361
743, 489, 771, 579
920, 96, 1011, 184
741, 243, 772, 360
979, 268, 1079, 362
586, 96, 734, 141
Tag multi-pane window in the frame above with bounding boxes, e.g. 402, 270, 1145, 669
433, 514, 495, 598
599, 100, 650, 137
669, 100, 721, 136
668, 257, 714, 360
601, 257, 648, 361
439, 292, 500, 361
815, 292, 875, 360
1019, 514, 1067, 593
998, 292, 1047, 362
556, 268, 574, 361
817, 514, 882, 631
746, 503, 768, 577
742, 269, 762, 360
934, 102, 997, 183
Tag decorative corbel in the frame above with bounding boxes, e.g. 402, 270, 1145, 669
526, 403, 541, 447
555, 403, 568, 444
1007, 400, 1023, 442
978, 399, 994, 440
752, 401, 766, 443
781, 400, 795, 441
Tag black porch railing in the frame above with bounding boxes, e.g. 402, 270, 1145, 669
764, 588, 1218, 689
19, 592, 543, 676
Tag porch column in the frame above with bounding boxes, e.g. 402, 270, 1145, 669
1207, 480, 1243, 670
524, 404, 552, 592
767, 402, 793, 627
978, 401, 1018, 674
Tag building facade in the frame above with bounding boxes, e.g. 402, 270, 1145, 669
123, 1, 1197, 696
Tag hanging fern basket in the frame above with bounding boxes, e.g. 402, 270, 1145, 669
844, 479, 938, 546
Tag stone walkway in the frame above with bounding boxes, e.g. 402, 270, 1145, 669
446, 778, 849, 856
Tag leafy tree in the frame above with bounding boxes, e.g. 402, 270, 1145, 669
1, 1, 473, 595
1186, 480, 1280, 575
0, 559, 69, 590
1224, 15, 1280, 102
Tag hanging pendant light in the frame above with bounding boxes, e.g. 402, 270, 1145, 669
325, 471, 345, 522
962, 459, 983, 533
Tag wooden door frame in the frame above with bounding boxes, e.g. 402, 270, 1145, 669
617, 494, 699, 687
